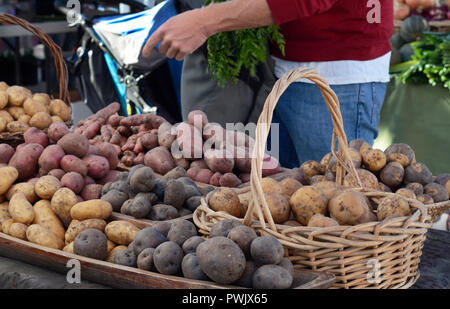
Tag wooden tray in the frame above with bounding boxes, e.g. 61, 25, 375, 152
0, 232, 335, 289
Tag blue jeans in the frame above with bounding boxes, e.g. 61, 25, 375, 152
269, 82, 387, 168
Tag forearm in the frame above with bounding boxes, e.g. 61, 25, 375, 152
199, 0, 275, 37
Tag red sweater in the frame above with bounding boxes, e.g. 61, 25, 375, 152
266, 0, 393, 62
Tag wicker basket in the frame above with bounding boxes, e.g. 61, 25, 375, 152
0, 13, 71, 146
193, 67, 449, 289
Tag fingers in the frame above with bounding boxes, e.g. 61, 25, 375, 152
142, 29, 163, 58
166, 46, 179, 59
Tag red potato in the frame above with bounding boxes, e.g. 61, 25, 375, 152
149, 114, 165, 129
190, 160, 208, 170
194, 169, 214, 184
84, 176, 96, 186
8, 143, 44, 180
210, 172, 223, 186
187, 110, 208, 129
133, 153, 145, 165
117, 126, 132, 137
158, 122, 176, 148
203, 123, 226, 148
174, 157, 189, 169
61, 172, 85, 194
60, 155, 88, 176
109, 131, 122, 145
119, 114, 149, 127
82, 155, 110, 179
112, 144, 121, 156
106, 114, 122, 127
204, 149, 234, 174
234, 147, 252, 173
187, 167, 200, 180
57, 133, 90, 158
98, 170, 120, 185
76, 195, 84, 203
133, 137, 145, 154
0, 163, 7, 168
47, 122, 70, 143
24, 127, 49, 148
82, 120, 101, 139
80, 184, 103, 201
138, 122, 153, 133
38, 145, 65, 175
98, 142, 119, 170
122, 134, 138, 152
48, 169, 65, 180
119, 136, 128, 148
239, 173, 251, 183
219, 173, 242, 188
121, 151, 136, 167
27, 177, 39, 184
100, 125, 113, 143
140, 133, 159, 150
0, 144, 14, 164
176, 122, 203, 159
87, 145, 101, 156
95, 102, 121, 121
262, 155, 281, 177
144, 146, 176, 175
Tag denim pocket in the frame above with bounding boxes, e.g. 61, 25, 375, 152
370, 82, 387, 127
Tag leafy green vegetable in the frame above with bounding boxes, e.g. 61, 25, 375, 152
394, 32, 450, 90
204, 0, 285, 88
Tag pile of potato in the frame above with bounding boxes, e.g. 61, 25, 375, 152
101, 165, 215, 220
0, 123, 120, 201
0, 82, 71, 134
71, 103, 281, 187
205, 140, 449, 227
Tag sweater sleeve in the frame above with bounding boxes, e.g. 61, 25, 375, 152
266, 0, 340, 25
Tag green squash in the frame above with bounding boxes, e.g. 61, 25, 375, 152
399, 16, 429, 43
390, 48, 402, 66
399, 43, 415, 62
390, 33, 406, 50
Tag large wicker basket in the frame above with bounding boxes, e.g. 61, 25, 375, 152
0, 14, 71, 146
193, 67, 449, 289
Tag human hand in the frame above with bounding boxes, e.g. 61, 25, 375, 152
142, 9, 211, 61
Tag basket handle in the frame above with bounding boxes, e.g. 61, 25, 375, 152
0, 14, 70, 104
243, 67, 361, 231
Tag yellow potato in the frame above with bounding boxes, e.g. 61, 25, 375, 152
6, 86, 29, 107
104, 221, 140, 245
260, 178, 284, 194
18, 114, 31, 124
8, 192, 35, 225
313, 181, 342, 201
7, 106, 24, 120
377, 196, 411, 221
50, 99, 71, 121
0, 82, 9, 91
8, 222, 27, 240
0, 167, 19, 195
35, 175, 61, 199
6, 182, 38, 203
26, 224, 64, 249
0, 201, 11, 224
289, 186, 328, 225
33, 93, 51, 106
0, 91, 8, 108
208, 188, 241, 218
29, 112, 53, 130
0, 117, 6, 132
264, 193, 291, 224
51, 116, 64, 123
23, 98, 48, 116
64, 218, 107, 244
106, 245, 128, 263
50, 188, 78, 227
70, 200, 113, 221
329, 190, 376, 225
63, 242, 74, 253
1, 218, 14, 234
107, 240, 115, 255
6, 121, 29, 133
279, 178, 303, 197
0, 110, 14, 124
307, 214, 339, 227
33, 200, 65, 240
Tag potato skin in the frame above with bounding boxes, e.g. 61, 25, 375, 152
73, 229, 108, 260
197, 236, 246, 284
6, 121, 29, 133
252, 265, 293, 289
0, 144, 15, 164
329, 190, 376, 225
60, 155, 88, 176
24, 127, 49, 148
153, 241, 184, 275
82, 155, 110, 179
289, 186, 328, 225
80, 184, 103, 201
38, 145, 65, 174
264, 193, 291, 224
362, 149, 387, 173
61, 172, 85, 194
35, 175, 62, 200
65, 218, 107, 244
0, 166, 19, 195
344, 169, 379, 190
377, 196, 411, 221
380, 162, 404, 188
47, 122, 69, 142
307, 214, 339, 227
107, 245, 128, 263
144, 146, 176, 175
280, 178, 303, 197
250, 236, 284, 265
8, 143, 44, 180
50, 99, 71, 121
70, 200, 113, 221
26, 224, 65, 249
57, 133, 89, 158
6, 182, 38, 203
105, 220, 140, 245
209, 188, 241, 217
33, 200, 65, 240
260, 178, 284, 194
29, 112, 52, 130
50, 188, 79, 227
8, 192, 35, 225
9, 222, 28, 240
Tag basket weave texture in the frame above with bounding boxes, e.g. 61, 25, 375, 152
193, 67, 447, 289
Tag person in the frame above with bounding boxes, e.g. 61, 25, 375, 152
142, 0, 393, 168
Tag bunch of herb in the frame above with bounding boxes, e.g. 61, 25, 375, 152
204, 0, 285, 88
392, 32, 450, 90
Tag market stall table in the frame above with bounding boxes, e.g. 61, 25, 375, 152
0, 228, 448, 289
